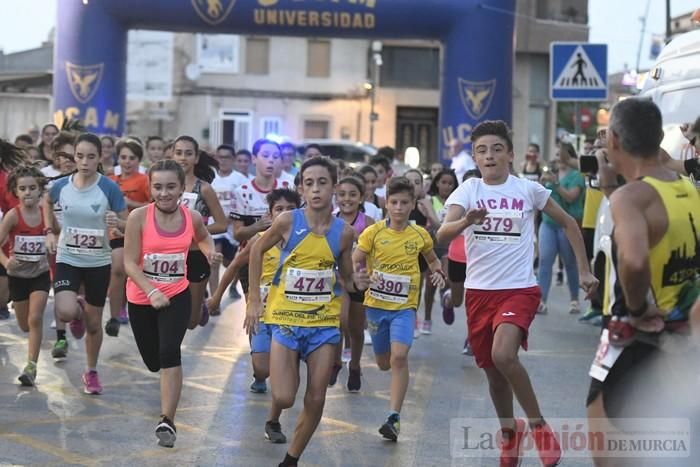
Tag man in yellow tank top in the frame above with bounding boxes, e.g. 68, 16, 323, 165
586, 99, 700, 467
353, 177, 445, 442
246, 157, 370, 467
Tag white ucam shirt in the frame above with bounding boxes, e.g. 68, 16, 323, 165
445, 175, 550, 290
210, 170, 249, 241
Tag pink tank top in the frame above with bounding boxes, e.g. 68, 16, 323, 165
126, 204, 194, 305
447, 233, 466, 263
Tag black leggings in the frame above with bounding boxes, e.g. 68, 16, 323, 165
128, 288, 191, 372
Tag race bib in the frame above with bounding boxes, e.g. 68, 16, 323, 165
14, 235, 46, 262
64, 227, 104, 255
181, 192, 198, 209
473, 209, 523, 244
284, 268, 333, 303
143, 252, 186, 283
369, 270, 411, 304
588, 329, 623, 382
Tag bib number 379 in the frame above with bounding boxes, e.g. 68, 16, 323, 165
284, 268, 333, 303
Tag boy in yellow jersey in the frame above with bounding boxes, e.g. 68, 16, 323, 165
206, 188, 301, 443
246, 157, 369, 467
353, 177, 445, 442
586, 99, 700, 467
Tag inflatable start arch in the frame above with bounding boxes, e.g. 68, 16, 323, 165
54, 0, 515, 154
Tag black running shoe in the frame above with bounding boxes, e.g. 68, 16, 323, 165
379, 413, 400, 441
105, 318, 120, 337
555, 271, 564, 286
328, 363, 342, 387
265, 420, 287, 444
347, 367, 361, 392
155, 415, 177, 448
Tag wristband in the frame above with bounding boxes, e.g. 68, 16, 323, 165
146, 288, 159, 299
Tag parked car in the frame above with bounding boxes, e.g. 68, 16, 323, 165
297, 139, 377, 168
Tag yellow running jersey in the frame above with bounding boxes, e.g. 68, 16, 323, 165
357, 219, 433, 311
642, 176, 700, 314
264, 209, 344, 327
581, 187, 604, 229
254, 231, 280, 322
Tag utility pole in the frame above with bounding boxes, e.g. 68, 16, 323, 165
666, 0, 672, 42
368, 41, 382, 145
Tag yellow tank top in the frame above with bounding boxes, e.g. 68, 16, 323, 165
581, 187, 604, 229
264, 209, 344, 327
254, 232, 280, 323
642, 176, 700, 314
357, 219, 434, 311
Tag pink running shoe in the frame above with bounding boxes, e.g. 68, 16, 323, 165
532, 422, 562, 467
499, 418, 528, 467
82, 370, 103, 395
69, 296, 87, 339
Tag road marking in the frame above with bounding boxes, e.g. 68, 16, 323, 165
0, 432, 98, 466
103, 361, 225, 394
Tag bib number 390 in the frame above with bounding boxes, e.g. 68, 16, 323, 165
369, 271, 410, 304
284, 268, 333, 303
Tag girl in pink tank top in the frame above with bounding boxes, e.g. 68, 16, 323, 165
123, 160, 216, 449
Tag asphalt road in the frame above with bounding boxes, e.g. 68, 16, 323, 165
0, 282, 602, 467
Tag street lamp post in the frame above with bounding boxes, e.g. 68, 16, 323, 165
369, 41, 382, 145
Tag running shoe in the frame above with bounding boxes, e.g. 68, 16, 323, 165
156, 415, 177, 448
462, 340, 473, 356
228, 284, 241, 300
532, 422, 562, 466
18, 362, 37, 387
499, 418, 528, 467
555, 271, 564, 286
0, 307, 9, 320
118, 306, 129, 324
328, 363, 342, 387
420, 320, 432, 335
199, 302, 210, 327
82, 370, 103, 395
70, 297, 87, 339
578, 306, 602, 322
52, 339, 68, 359
250, 378, 268, 394
265, 420, 287, 444
379, 413, 400, 441
441, 289, 455, 325
536, 302, 548, 315
568, 300, 580, 314
347, 367, 361, 393
590, 315, 604, 327
341, 348, 351, 363
364, 329, 372, 345
105, 318, 120, 337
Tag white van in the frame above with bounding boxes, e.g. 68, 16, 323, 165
592, 28, 700, 311
642, 28, 700, 159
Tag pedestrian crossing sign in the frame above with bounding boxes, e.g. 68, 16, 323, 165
550, 43, 608, 101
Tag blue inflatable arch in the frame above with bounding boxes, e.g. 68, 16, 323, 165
55, 0, 515, 155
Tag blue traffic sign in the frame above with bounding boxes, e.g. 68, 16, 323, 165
550, 43, 608, 101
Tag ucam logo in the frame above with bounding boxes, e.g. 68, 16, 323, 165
458, 78, 496, 120
65, 62, 104, 104
192, 0, 236, 25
